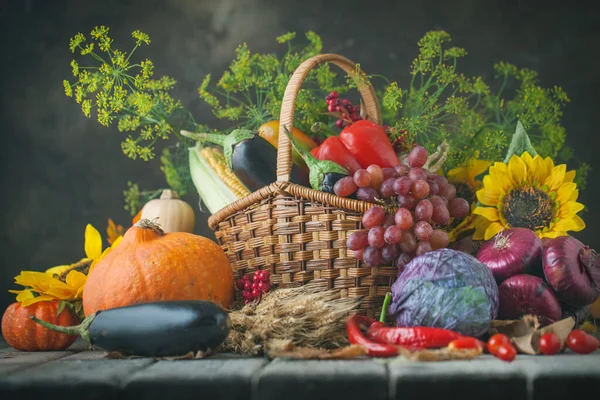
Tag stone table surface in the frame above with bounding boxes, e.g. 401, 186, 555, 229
1, 338, 599, 400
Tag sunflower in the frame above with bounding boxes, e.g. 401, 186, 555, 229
9, 223, 122, 307
473, 151, 585, 240
445, 156, 493, 242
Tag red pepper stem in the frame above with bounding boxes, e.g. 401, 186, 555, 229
346, 315, 398, 358
379, 292, 392, 323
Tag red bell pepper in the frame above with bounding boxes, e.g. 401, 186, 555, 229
339, 120, 399, 169
310, 136, 362, 174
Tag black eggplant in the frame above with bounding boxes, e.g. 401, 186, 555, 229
283, 128, 349, 194
181, 129, 310, 192
321, 172, 348, 195
30, 300, 231, 357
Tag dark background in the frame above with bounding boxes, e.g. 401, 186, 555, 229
1, 0, 599, 314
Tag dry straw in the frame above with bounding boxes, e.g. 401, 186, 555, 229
224, 286, 360, 355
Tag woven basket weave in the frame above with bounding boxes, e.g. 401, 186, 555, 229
207, 54, 396, 318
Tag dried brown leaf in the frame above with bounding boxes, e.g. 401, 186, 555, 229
489, 316, 576, 355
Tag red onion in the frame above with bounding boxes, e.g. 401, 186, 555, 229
542, 236, 600, 307
498, 274, 562, 326
476, 228, 542, 283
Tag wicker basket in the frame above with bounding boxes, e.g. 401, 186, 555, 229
207, 53, 396, 318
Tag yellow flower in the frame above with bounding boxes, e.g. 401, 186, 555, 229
473, 152, 585, 241
445, 157, 492, 242
447, 158, 493, 192
9, 270, 88, 307
9, 223, 123, 307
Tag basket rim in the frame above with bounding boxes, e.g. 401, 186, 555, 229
207, 181, 384, 230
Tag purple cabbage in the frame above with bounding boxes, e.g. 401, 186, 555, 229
390, 248, 499, 337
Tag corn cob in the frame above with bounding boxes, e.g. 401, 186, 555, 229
188, 144, 238, 215
200, 147, 250, 198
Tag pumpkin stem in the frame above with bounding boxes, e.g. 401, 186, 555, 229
29, 312, 97, 347
160, 189, 180, 200
134, 218, 166, 236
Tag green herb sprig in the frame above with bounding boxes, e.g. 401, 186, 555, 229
382, 30, 588, 189
198, 31, 348, 137
64, 26, 201, 161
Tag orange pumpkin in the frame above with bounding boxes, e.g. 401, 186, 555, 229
1, 301, 80, 351
82, 219, 234, 317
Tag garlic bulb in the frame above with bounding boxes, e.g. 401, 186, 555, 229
140, 190, 195, 233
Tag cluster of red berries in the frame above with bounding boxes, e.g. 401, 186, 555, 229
236, 270, 271, 304
325, 91, 363, 129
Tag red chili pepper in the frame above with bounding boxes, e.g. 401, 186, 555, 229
345, 315, 399, 357
339, 120, 400, 169
310, 136, 362, 174
447, 337, 486, 352
566, 329, 599, 354
366, 325, 464, 349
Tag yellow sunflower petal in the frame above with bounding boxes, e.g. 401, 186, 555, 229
473, 206, 500, 222
545, 164, 566, 192
484, 221, 505, 240
559, 201, 585, 218
476, 176, 501, 206
446, 166, 469, 183
507, 154, 527, 185
540, 230, 565, 239
527, 155, 550, 186
521, 151, 534, 169
447, 214, 478, 242
570, 188, 579, 202
14, 271, 58, 292
553, 215, 586, 233
65, 270, 87, 292
488, 162, 512, 193
469, 159, 493, 178
21, 294, 57, 307
563, 170, 576, 184
84, 224, 103, 260
45, 264, 74, 277
555, 182, 577, 204
11, 289, 35, 303
473, 217, 492, 241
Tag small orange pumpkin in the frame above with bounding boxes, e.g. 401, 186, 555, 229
82, 219, 234, 317
1, 301, 80, 351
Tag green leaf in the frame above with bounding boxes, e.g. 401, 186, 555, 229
282, 126, 348, 190
223, 129, 255, 170
503, 120, 538, 163
56, 300, 67, 317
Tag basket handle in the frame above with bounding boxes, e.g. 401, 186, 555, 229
276, 54, 382, 182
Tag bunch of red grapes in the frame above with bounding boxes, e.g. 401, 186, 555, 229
325, 91, 363, 129
236, 270, 271, 304
333, 145, 470, 271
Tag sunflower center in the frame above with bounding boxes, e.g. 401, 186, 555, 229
502, 186, 554, 231
56, 259, 92, 282
454, 182, 476, 206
